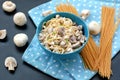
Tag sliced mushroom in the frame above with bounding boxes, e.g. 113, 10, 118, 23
50, 42, 55, 45
72, 42, 81, 49
66, 47, 73, 52
39, 33, 45, 41
42, 25, 46, 29
54, 38, 61, 45
5, 57, 17, 71
63, 20, 72, 26
79, 31, 83, 34
77, 35, 82, 40
47, 27, 53, 33
60, 41, 66, 47
56, 15, 60, 18
59, 17, 64, 25
58, 27, 65, 37
69, 35, 77, 44
49, 45, 54, 50
80, 35, 86, 43
73, 22, 77, 26
75, 30, 81, 36
0, 29, 7, 40
64, 35, 70, 39
78, 25, 83, 30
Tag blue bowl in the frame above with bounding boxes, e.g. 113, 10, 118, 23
36, 12, 89, 55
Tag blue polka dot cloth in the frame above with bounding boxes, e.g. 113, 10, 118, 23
22, 0, 120, 80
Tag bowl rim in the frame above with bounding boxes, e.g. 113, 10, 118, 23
36, 12, 89, 55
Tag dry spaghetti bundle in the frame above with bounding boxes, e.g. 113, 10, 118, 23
81, 36, 98, 71
56, 3, 79, 16
94, 6, 115, 79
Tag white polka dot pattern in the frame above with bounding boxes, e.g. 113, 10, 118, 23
22, 0, 120, 80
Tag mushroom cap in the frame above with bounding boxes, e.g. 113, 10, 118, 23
13, 12, 27, 26
5, 57, 17, 71
88, 21, 101, 35
0, 29, 7, 39
2, 1, 16, 12
13, 33, 28, 47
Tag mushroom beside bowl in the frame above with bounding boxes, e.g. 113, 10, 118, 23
36, 12, 89, 55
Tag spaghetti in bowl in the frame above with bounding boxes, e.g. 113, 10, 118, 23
37, 12, 89, 55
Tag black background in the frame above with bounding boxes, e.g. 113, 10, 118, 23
0, 0, 120, 80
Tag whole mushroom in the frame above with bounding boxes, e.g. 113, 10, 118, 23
2, 1, 16, 12
80, 9, 90, 20
88, 21, 101, 35
5, 57, 17, 71
13, 33, 28, 47
13, 12, 27, 26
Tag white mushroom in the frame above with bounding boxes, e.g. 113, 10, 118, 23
2, 1, 16, 12
64, 35, 69, 39
5, 57, 17, 71
13, 33, 28, 47
69, 35, 77, 44
13, 12, 27, 26
50, 42, 54, 45
42, 10, 52, 17
55, 14, 60, 18
72, 42, 81, 49
80, 35, 86, 43
0, 29, 7, 40
88, 21, 101, 35
80, 9, 90, 20
60, 41, 66, 47
47, 27, 53, 33
66, 47, 73, 52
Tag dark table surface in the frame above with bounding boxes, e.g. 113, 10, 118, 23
0, 0, 120, 80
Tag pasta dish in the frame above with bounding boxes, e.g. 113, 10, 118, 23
39, 15, 86, 54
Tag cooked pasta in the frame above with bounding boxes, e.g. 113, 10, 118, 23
39, 15, 86, 54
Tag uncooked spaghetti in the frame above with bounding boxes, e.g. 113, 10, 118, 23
81, 36, 98, 71
56, 3, 79, 16
94, 6, 115, 79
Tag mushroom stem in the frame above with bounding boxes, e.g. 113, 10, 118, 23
0, 32, 2, 36
8, 62, 15, 71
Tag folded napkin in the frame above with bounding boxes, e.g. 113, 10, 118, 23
22, 0, 120, 80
